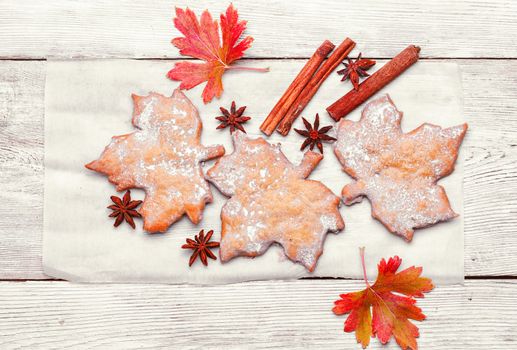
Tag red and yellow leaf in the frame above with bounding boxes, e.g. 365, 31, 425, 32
333, 248, 434, 350
168, 4, 265, 103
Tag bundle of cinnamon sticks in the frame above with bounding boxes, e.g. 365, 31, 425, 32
260, 38, 356, 136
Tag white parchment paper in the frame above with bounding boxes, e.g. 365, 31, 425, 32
43, 59, 465, 284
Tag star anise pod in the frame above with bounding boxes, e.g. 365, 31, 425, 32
108, 190, 142, 229
337, 53, 376, 91
182, 229, 220, 266
216, 101, 251, 133
294, 114, 337, 154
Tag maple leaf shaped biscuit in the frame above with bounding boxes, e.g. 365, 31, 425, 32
334, 94, 467, 241
86, 89, 225, 233
207, 132, 344, 271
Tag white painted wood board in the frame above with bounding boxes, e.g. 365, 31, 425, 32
0, 0, 516, 59
0, 0, 516, 347
0, 280, 515, 349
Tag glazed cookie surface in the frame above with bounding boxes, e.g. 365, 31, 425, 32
207, 132, 344, 271
334, 94, 467, 241
86, 89, 225, 233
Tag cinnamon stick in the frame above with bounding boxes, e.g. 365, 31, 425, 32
327, 45, 420, 121
276, 38, 356, 136
260, 40, 335, 136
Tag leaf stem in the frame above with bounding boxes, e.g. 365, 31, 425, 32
359, 247, 371, 288
225, 65, 269, 72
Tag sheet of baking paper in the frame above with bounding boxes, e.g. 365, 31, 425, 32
43, 59, 465, 284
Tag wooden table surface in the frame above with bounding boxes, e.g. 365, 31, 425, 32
0, 1, 516, 348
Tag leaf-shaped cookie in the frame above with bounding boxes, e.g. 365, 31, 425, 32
334, 94, 467, 241
86, 89, 225, 233
207, 132, 344, 271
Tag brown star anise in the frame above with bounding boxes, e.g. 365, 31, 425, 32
216, 101, 251, 133
108, 190, 142, 229
337, 53, 376, 91
182, 229, 220, 266
294, 114, 336, 154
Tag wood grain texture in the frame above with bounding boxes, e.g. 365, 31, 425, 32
460, 60, 517, 276
0, 0, 517, 350
0, 62, 45, 279
0, 0, 516, 59
0, 1, 516, 347
0, 59, 516, 279
0, 279, 514, 349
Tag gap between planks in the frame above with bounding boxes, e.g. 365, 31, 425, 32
1, 57, 517, 61
1, 276, 516, 282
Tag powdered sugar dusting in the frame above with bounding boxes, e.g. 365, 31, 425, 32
85, 89, 225, 233
207, 132, 344, 271
334, 94, 467, 240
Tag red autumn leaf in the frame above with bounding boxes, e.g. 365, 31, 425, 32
168, 4, 267, 103
333, 248, 434, 350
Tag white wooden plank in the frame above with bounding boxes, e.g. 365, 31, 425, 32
459, 60, 517, 276
0, 61, 45, 279
0, 59, 516, 279
0, 0, 516, 59
0, 279, 515, 349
